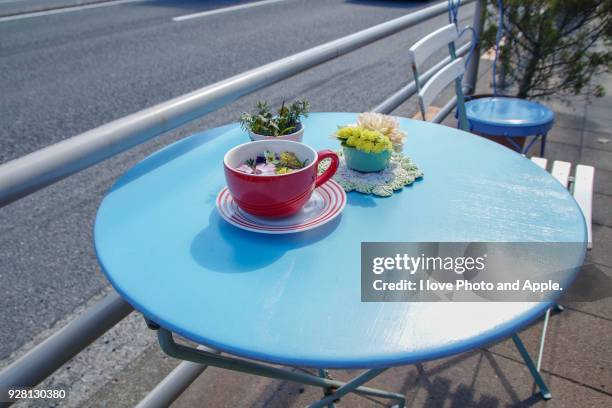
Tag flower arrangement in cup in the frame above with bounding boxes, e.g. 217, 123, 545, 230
335, 112, 406, 172
239, 100, 309, 142
224, 140, 340, 218
235, 150, 308, 175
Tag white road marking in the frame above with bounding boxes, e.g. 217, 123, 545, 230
172, 0, 290, 22
0, 0, 146, 22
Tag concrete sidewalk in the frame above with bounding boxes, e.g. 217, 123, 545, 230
161, 65, 612, 408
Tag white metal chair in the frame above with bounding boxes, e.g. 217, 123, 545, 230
530, 156, 595, 371
408, 24, 469, 130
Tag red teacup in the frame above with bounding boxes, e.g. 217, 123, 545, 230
224, 140, 339, 218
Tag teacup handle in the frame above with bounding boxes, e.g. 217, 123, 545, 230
315, 150, 340, 188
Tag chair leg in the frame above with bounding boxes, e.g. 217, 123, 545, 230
540, 133, 547, 156
512, 334, 552, 400
504, 136, 523, 152
536, 308, 551, 371
537, 303, 565, 372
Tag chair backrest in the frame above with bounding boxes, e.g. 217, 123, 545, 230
531, 157, 595, 249
408, 23, 468, 130
419, 58, 464, 113
409, 24, 458, 70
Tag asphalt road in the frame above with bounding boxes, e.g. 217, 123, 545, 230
0, 0, 474, 397
0, 0, 118, 17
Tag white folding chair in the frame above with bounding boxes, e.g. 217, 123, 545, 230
530, 157, 595, 371
408, 24, 469, 130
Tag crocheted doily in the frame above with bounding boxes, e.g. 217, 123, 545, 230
319, 151, 423, 197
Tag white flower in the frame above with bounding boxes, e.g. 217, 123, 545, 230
357, 112, 406, 151
236, 164, 254, 174
256, 163, 276, 175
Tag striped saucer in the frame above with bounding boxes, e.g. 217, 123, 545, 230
216, 180, 346, 234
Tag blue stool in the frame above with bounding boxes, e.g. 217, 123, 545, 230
465, 97, 555, 155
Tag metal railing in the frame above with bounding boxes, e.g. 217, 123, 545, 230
0, 1, 482, 406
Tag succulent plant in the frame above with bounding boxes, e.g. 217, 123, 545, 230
239, 100, 310, 137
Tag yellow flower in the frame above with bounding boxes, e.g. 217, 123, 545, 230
336, 126, 356, 140
275, 166, 292, 175
346, 135, 358, 147
335, 125, 392, 154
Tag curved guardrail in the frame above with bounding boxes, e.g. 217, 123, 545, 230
0, 0, 475, 208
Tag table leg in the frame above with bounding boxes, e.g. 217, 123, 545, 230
308, 368, 391, 408
318, 369, 336, 408
156, 328, 406, 407
512, 333, 552, 400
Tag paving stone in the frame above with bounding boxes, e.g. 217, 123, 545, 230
171, 348, 612, 408
589, 94, 612, 109
584, 106, 612, 136
593, 193, 612, 227
593, 168, 612, 195
416, 351, 611, 408
547, 125, 582, 146
542, 141, 581, 164
580, 147, 612, 172
562, 262, 612, 321
586, 225, 612, 267
595, 73, 612, 94
544, 97, 586, 115
553, 112, 585, 131
583, 129, 612, 152
487, 308, 612, 394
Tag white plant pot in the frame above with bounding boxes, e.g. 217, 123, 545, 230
248, 123, 304, 142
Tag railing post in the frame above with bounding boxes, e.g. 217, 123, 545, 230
464, 0, 483, 94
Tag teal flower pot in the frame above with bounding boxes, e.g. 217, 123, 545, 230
343, 146, 391, 173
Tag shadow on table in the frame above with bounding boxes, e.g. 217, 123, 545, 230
346, 191, 378, 207
190, 209, 342, 273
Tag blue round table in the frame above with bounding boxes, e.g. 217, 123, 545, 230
94, 112, 585, 406
465, 97, 555, 155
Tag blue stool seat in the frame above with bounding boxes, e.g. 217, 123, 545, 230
465, 97, 555, 154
